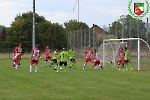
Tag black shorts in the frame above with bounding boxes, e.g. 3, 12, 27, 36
52, 59, 57, 63
124, 60, 129, 63
59, 61, 67, 66
70, 59, 75, 62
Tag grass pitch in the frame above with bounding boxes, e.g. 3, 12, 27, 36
0, 58, 150, 100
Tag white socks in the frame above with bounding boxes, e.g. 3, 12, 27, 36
15, 64, 18, 70
35, 66, 38, 73
29, 65, 38, 73
30, 65, 32, 72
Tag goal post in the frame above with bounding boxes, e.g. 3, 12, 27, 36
101, 38, 150, 70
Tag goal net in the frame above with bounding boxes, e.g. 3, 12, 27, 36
98, 38, 150, 70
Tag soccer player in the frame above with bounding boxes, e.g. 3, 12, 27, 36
68, 47, 76, 69
117, 48, 125, 70
13, 52, 24, 70
52, 49, 59, 71
124, 47, 133, 71
59, 48, 68, 72
12, 43, 22, 67
43, 45, 52, 67
93, 49, 103, 70
29, 44, 41, 73
83, 46, 93, 69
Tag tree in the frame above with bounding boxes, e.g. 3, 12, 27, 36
0, 25, 7, 47
64, 19, 89, 32
5, 11, 67, 49
109, 15, 146, 39
36, 22, 67, 49
5, 11, 46, 48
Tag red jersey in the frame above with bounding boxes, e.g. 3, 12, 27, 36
31, 49, 40, 60
85, 50, 93, 58
13, 46, 22, 56
118, 51, 124, 60
13, 53, 21, 61
44, 48, 51, 56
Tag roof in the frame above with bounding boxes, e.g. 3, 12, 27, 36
91, 24, 109, 37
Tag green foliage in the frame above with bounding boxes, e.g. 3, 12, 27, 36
4, 12, 67, 49
109, 15, 147, 39
36, 22, 67, 49
0, 26, 6, 46
64, 19, 89, 32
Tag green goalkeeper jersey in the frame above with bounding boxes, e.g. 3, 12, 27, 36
53, 50, 58, 59
68, 50, 76, 59
124, 50, 130, 60
60, 51, 68, 62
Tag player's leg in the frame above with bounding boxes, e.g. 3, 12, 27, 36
83, 58, 88, 69
99, 61, 103, 69
12, 59, 16, 68
123, 60, 128, 71
91, 59, 95, 69
53, 59, 57, 70
44, 56, 48, 67
117, 60, 122, 70
12, 57, 16, 67
14, 60, 19, 70
69, 59, 75, 69
58, 61, 63, 72
93, 61, 97, 70
29, 60, 34, 73
64, 62, 67, 71
35, 60, 38, 73
73, 59, 76, 69
48, 56, 52, 67
12, 54, 16, 67
126, 60, 133, 71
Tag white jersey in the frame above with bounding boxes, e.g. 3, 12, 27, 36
32, 49, 40, 60
94, 53, 100, 61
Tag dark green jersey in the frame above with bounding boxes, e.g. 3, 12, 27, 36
68, 50, 76, 59
53, 50, 58, 59
60, 51, 68, 62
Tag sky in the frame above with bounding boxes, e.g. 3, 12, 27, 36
0, 0, 150, 28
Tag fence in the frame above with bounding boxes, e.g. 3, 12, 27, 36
67, 28, 99, 57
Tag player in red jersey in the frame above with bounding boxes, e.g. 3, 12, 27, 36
83, 46, 93, 69
29, 44, 41, 73
13, 52, 24, 70
12, 43, 22, 67
13, 43, 22, 56
93, 49, 103, 70
43, 45, 52, 67
117, 48, 125, 70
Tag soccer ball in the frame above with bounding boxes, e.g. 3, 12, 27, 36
60, 67, 63, 70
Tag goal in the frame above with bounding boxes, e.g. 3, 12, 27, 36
98, 38, 150, 70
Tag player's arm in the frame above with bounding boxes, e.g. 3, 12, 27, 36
75, 51, 77, 57
38, 51, 42, 58
84, 51, 88, 58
